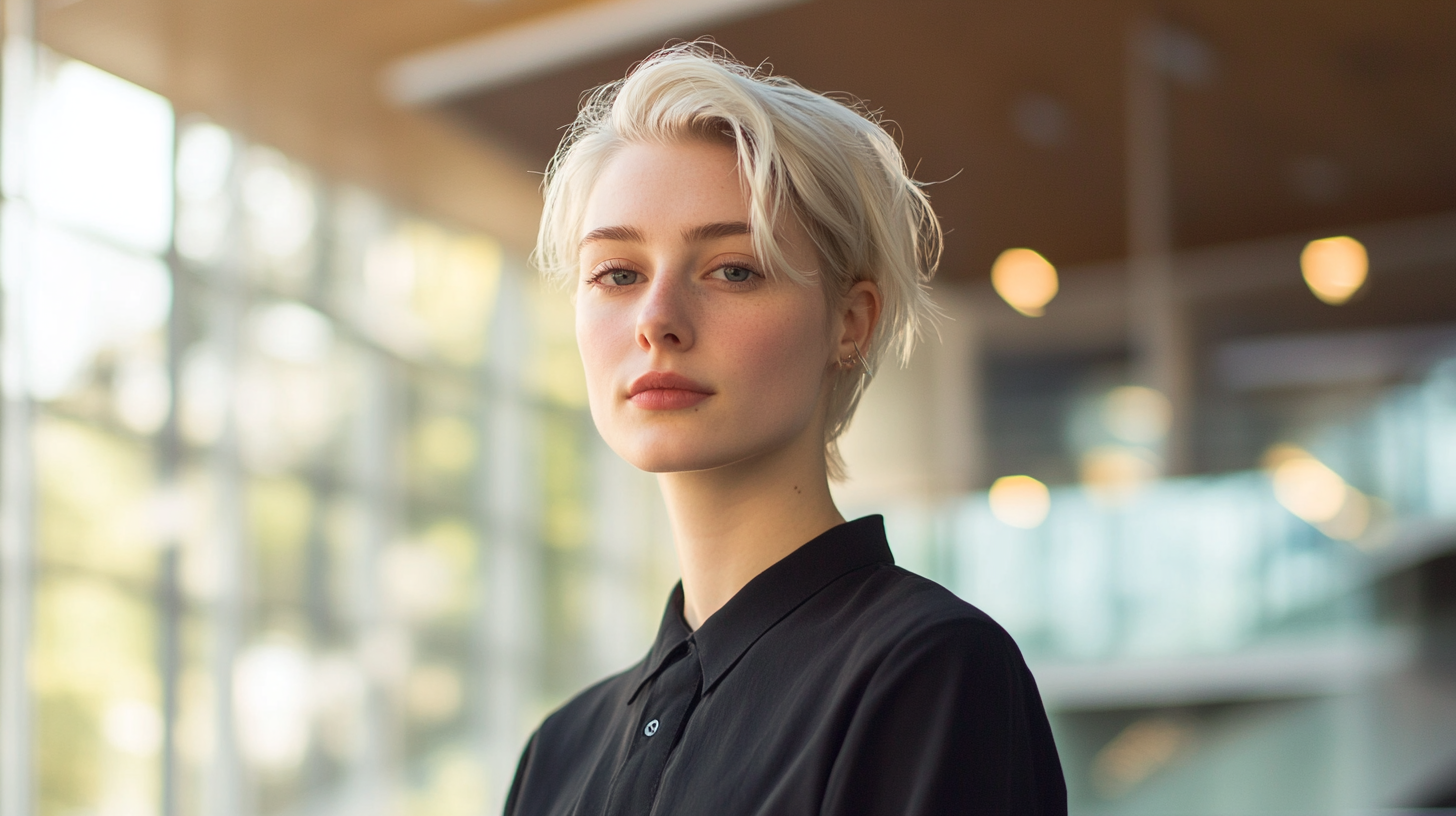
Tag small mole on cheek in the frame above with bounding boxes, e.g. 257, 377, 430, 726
793, 485, 801, 494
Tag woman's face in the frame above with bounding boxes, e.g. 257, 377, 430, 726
575, 139, 838, 474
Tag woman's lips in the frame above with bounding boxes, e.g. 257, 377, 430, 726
627, 371, 714, 410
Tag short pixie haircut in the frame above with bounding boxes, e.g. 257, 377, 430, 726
534, 42, 941, 479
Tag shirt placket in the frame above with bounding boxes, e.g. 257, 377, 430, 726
603, 640, 703, 816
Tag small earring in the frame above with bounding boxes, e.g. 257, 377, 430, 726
851, 340, 874, 378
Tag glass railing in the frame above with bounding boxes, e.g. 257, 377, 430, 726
871, 356, 1456, 666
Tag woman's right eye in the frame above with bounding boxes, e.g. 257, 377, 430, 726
602, 269, 640, 286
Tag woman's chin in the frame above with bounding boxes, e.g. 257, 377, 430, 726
612, 435, 758, 475
621, 448, 738, 475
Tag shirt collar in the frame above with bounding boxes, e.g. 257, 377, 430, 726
630, 585, 694, 703
631, 515, 893, 701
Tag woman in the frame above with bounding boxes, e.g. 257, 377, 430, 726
506, 43, 1065, 816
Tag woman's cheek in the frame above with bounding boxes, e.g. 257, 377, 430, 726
720, 301, 824, 405
577, 309, 625, 411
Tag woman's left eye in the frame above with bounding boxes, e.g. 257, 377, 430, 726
715, 266, 754, 283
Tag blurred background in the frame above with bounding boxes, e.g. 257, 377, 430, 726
0, 0, 1454, 814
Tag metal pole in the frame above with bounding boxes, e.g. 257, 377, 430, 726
0, 0, 37, 810
206, 131, 247, 816
152, 109, 194, 816
1126, 16, 1193, 475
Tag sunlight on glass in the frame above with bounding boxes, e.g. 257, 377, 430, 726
528, 277, 589, 406
103, 700, 163, 757
416, 415, 477, 475
408, 750, 488, 816
234, 640, 313, 772
1300, 236, 1367, 305
312, 654, 366, 761
32, 59, 174, 254
414, 230, 502, 365
360, 626, 413, 686
988, 475, 1051, 529
177, 197, 232, 265
243, 146, 316, 262
363, 234, 427, 355
176, 121, 234, 202
34, 578, 155, 692
406, 663, 464, 724
112, 349, 171, 435
175, 669, 215, 765
145, 484, 192, 542
179, 343, 229, 445
175, 121, 235, 264
1103, 386, 1172, 446
380, 542, 457, 621
35, 417, 160, 567
358, 222, 502, 364
991, 248, 1059, 317
34, 575, 159, 816
250, 301, 334, 364
247, 476, 313, 566
28, 225, 171, 400
236, 358, 341, 472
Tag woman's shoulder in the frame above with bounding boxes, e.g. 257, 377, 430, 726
842, 562, 1024, 661
533, 661, 642, 748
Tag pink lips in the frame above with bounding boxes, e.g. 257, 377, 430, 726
627, 371, 715, 410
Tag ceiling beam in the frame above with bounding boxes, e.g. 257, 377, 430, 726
384, 0, 807, 107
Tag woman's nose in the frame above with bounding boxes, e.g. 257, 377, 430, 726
636, 273, 695, 352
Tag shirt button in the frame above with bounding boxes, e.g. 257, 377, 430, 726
643, 719, 660, 737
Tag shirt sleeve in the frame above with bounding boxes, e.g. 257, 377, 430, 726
502, 731, 538, 816
819, 618, 1067, 816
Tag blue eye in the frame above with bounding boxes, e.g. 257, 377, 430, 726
609, 270, 639, 286
720, 266, 753, 282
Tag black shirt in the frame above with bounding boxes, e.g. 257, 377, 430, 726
504, 516, 1066, 816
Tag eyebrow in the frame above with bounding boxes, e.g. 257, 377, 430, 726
578, 221, 752, 250
683, 221, 751, 242
579, 225, 645, 249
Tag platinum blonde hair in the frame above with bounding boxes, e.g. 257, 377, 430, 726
534, 42, 941, 479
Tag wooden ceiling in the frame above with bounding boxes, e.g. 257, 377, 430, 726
443, 0, 1456, 281
37, 0, 1456, 279
36, 0, 599, 250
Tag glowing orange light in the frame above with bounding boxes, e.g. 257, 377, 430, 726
1080, 445, 1159, 506
1300, 236, 1367, 305
988, 475, 1051, 529
991, 248, 1059, 317
1092, 717, 1195, 798
1263, 443, 1372, 541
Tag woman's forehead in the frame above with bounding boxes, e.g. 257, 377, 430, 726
581, 141, 750, 235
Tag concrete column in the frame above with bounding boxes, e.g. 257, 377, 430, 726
835, 284, 984, 505
932, 287, 986, 493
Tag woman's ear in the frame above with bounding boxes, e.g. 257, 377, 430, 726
836, 280, 883, 363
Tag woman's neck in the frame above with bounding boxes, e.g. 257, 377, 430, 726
658, 430, 845, 630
